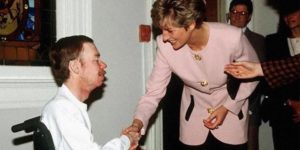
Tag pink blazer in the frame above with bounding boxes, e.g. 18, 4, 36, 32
134, 22, 259, 145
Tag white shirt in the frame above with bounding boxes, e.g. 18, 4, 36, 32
288, 37, 300, 56
41, 84, 130, 150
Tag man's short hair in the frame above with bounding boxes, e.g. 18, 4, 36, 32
229, 0, 253, 15
49, 35, 94, 85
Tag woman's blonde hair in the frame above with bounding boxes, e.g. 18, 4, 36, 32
151, 0, 206, 29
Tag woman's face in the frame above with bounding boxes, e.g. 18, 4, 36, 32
160, 22, 194, 50
284, 10, 300, 30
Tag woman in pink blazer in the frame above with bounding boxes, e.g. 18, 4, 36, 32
126, 0, 258, 149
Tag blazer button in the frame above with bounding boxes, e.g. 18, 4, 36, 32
199, 80, 208, 87
283, 102, 287, 106
194, 54, 202, 61
207, 108, 214, 114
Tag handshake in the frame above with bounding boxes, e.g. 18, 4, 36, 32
122, 119, 144, 150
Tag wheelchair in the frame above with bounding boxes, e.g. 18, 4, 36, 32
11, 116, 55, 150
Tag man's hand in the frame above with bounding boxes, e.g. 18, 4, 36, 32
123, 119, 143, 149
122, 130, 139, 150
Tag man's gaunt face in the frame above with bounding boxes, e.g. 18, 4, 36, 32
79, 43, 107, 90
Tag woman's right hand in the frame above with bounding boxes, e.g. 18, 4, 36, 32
123, 119, 143, 149
125, 119, 143, 134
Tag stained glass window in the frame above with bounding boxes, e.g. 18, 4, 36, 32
0, 0, 55, 66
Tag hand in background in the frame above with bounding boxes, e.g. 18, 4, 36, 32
224, 61, 263, 79
203, 105, 228, 129
288, 100, 300, 123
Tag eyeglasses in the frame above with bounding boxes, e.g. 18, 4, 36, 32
230, 10, 249, 16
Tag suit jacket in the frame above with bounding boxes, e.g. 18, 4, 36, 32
134, 22, 259, 145
262, 33, 300, 125
244, 28, 266, 62
242, 28, 267, 127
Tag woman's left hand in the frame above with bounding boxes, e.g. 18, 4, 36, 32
203, 105, 228, 129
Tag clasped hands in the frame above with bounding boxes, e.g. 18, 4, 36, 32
122, 119, 143, 150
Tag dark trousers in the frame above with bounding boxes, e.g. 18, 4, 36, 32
271, 123, 300, 150
180, 132, 247, 150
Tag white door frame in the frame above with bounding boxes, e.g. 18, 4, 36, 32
140, 0, 163, 149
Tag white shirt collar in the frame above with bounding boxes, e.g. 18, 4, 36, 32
242, 27, 247, 33
288, 37, 300, 56
60, 84, 88, 111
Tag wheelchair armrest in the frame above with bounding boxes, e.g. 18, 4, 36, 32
11, 116, 41, 133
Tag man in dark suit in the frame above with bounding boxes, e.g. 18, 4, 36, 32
228, 0, 266, 149
225, 1, 300, 148
260, 1, 300, 150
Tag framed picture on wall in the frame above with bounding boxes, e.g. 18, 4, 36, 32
0, 0, 40, 41
0, 0, 55, 66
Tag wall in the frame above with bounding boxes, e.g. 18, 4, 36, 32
90, 0, 159, 148
0, 67, 56, 150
